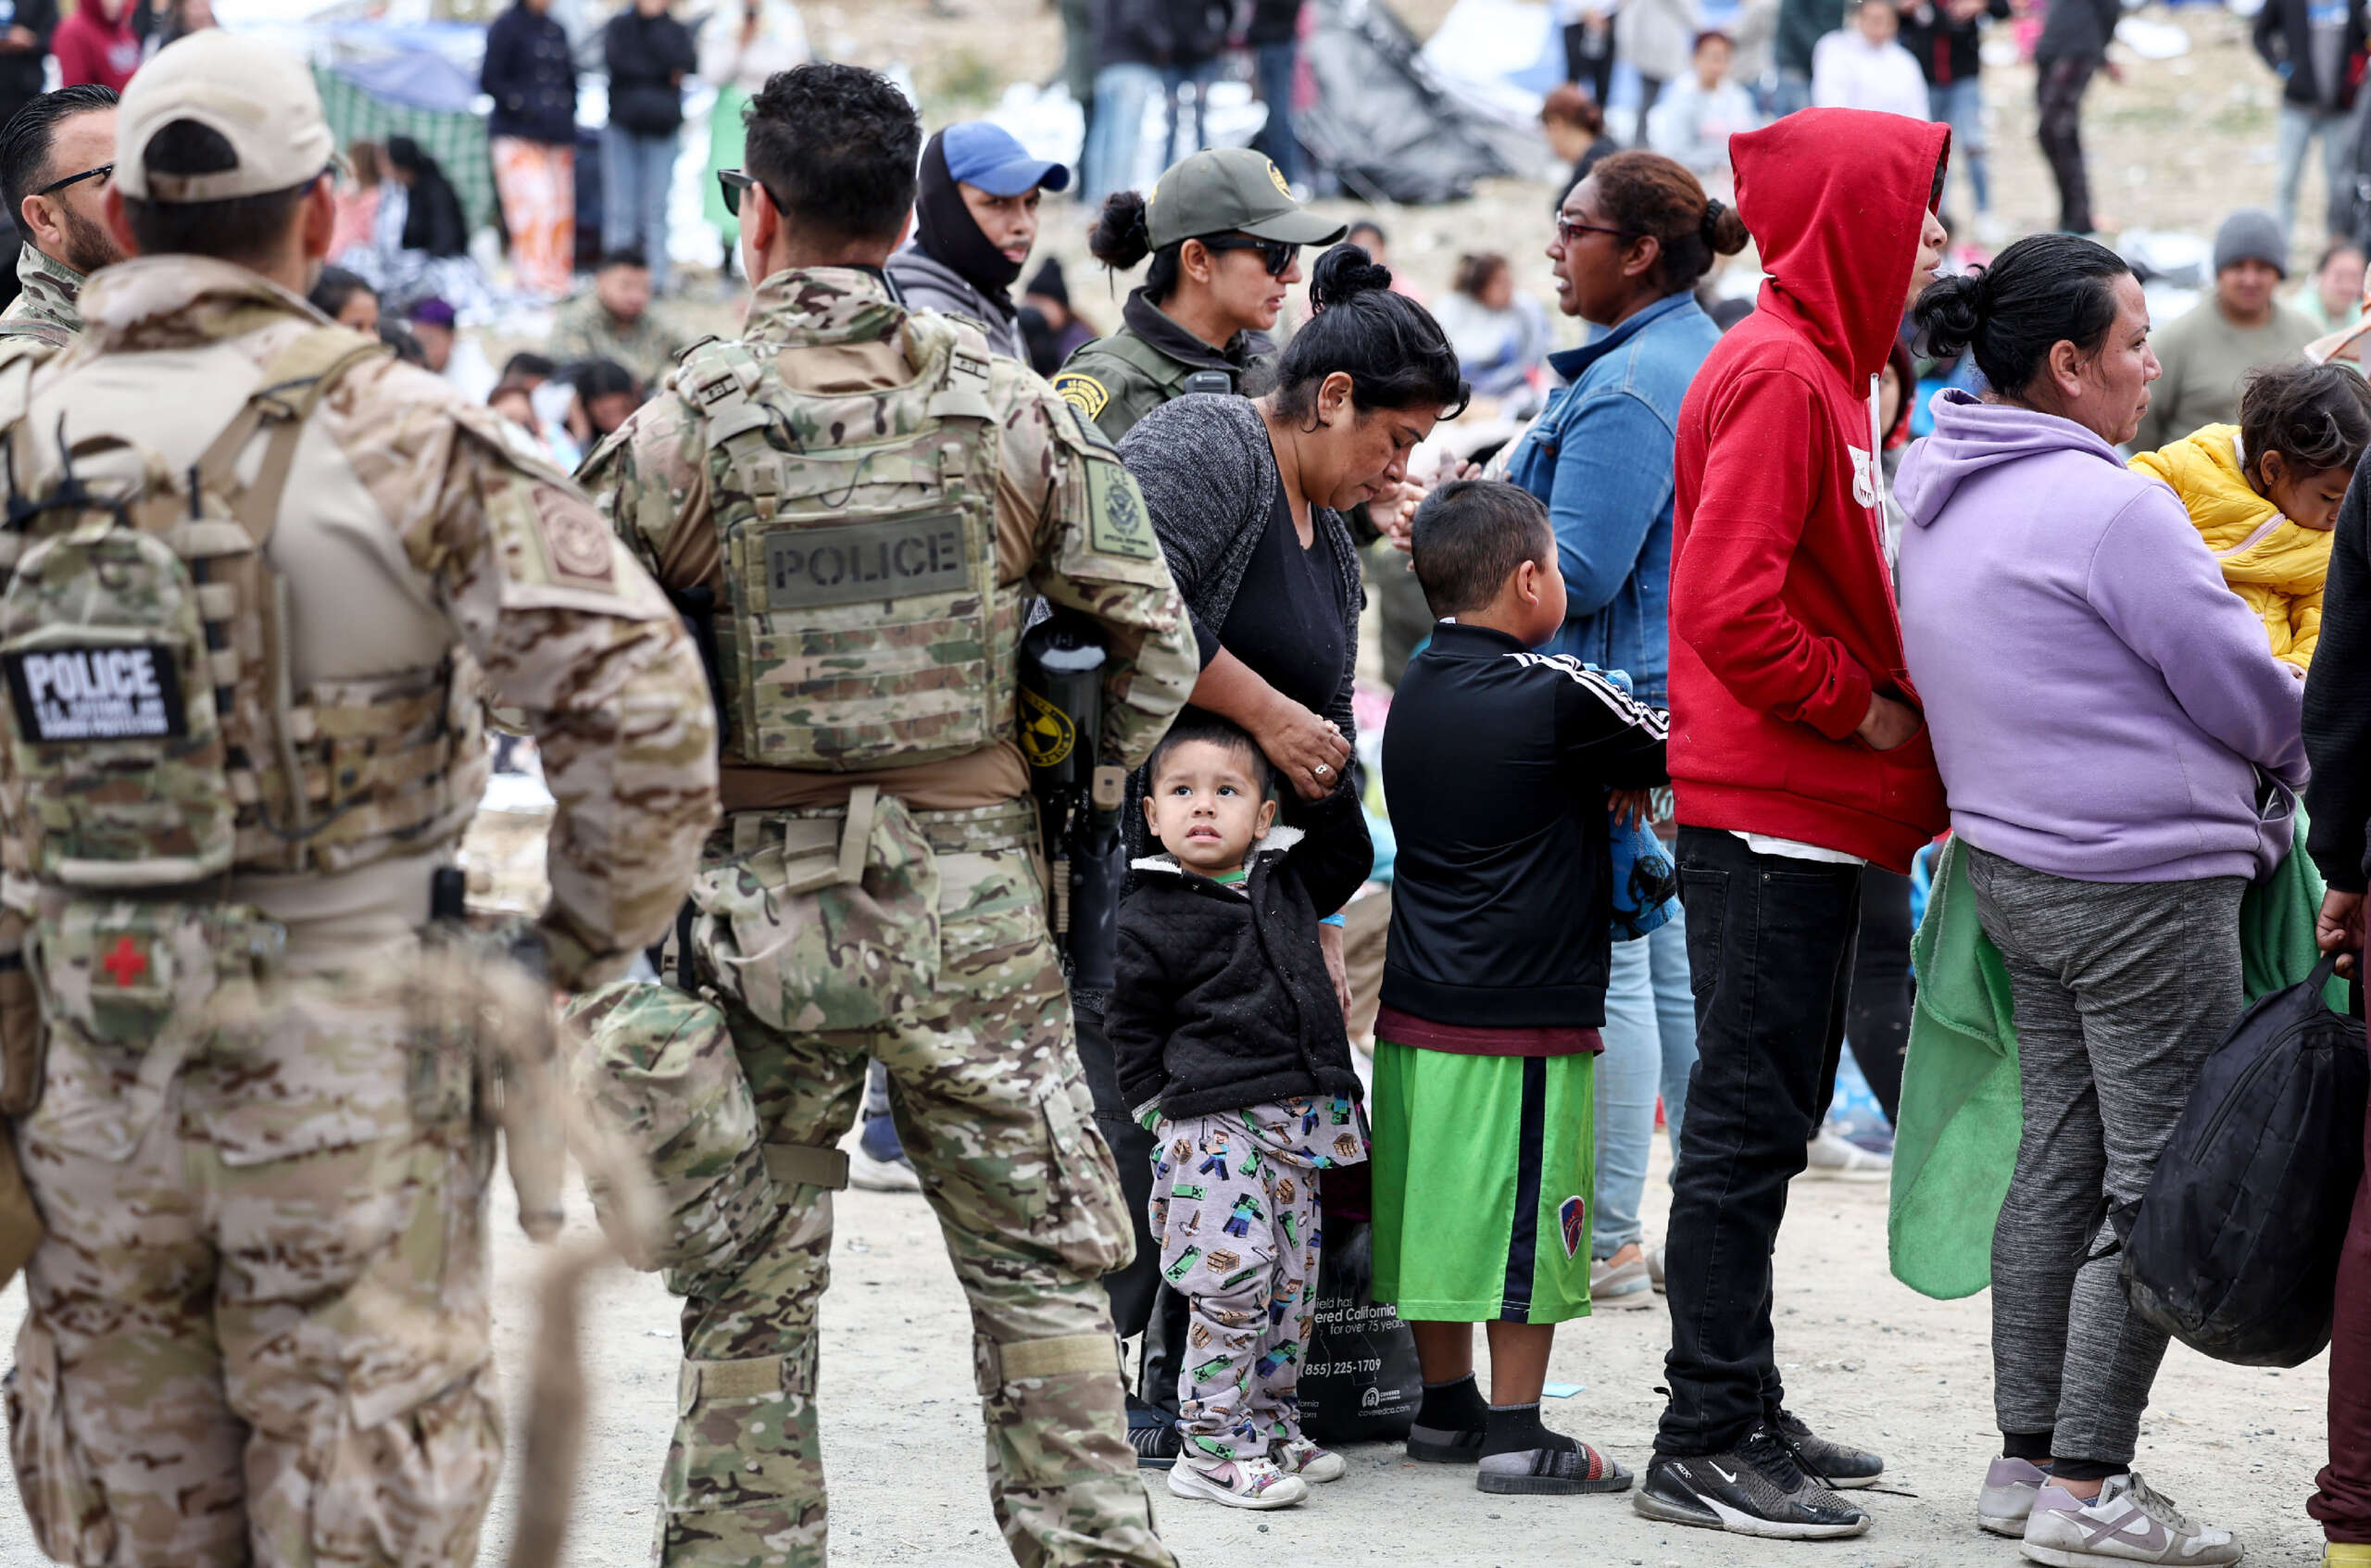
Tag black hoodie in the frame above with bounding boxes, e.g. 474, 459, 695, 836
1109, 788, 1372, 1120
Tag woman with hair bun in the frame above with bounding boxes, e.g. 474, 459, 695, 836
1896, 232, 2297, 1568
1054, 146, 1345, 443
1493, 147, 1743, 1314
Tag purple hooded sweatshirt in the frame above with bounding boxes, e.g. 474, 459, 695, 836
1896, 388, 2307, 883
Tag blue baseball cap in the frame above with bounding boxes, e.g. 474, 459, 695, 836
940, 121, 1071, 197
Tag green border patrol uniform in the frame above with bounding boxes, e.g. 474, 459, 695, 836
1051, 148, 1345, 444
580, 263, 1199, 1568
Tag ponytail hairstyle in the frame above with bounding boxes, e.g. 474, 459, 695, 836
1087, 189, 1188, 303
1273, 244, 1469, 426
1587, 150, 1750, 296
1912, 232, 2129, 400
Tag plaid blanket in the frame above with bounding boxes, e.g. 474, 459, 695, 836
316, 66, 496, 232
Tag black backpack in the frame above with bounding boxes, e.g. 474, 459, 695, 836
2120, 953, 2367, 1367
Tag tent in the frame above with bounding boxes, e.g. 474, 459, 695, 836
1296, 0, 1544, 204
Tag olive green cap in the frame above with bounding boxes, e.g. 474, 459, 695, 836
1146, 147, 1349, 251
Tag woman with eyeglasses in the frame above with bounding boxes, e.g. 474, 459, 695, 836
1487, 149, 1745, 1311
1054, 146, 1344, 444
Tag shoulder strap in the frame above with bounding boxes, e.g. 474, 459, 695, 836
1099, 328, 1200, 396
924, 317, 997, 424
194, 324, 392, 546
678, 336, 774, 452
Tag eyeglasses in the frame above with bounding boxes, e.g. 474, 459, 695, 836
715, 168, 783, 219
1198, 233, 1300, 278
1554, 215, 1638, 246
35, 163, 109, 198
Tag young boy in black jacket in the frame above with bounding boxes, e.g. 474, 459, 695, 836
1374, 480, 1668, 1498
1108, 712, 1373, 1512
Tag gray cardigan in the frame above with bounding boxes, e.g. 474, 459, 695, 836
1117, 393, 1363, 743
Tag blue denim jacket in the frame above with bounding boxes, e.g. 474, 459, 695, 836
1504, 292, 1721, 707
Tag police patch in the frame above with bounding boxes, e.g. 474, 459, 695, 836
1053, 370, 1110, 420
5, 644, 186, 743
532, 484, 615, 585
1084, 458, 1158, 561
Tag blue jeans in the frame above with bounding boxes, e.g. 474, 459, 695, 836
1772, 68, 1812, 119
1084, 61, 1161, 204
1929, 76, 1989, 217
1254, 41, 1301, 190
601, 124, 676, 290
1590, 906, 1697, 1260
1163, 63, 1214, 168
2277, 101, 2356, 242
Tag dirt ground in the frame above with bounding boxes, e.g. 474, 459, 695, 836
0, 1139, 2332, 1567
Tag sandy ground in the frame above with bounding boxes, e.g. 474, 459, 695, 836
0, 1134, 2334, 1567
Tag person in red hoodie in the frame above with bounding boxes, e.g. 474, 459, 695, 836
1633, 107, 1951, 1542
51, 0, 140, 91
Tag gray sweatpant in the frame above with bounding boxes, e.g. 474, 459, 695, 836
1964, 847, 2245, 1469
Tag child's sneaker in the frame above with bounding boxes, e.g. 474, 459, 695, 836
1274, 1436, 1347, 1482
1167, 1454, 1309, 1510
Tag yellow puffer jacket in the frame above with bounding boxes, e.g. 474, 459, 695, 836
2129, 424, 2329, 671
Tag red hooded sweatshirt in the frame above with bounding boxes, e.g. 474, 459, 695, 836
1666, 108, 1951, 872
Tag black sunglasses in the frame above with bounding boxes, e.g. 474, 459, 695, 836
1198, 233, 1300, 279
716, 168, 784, 220
35, 163, 109, 198
1555, 215, 1639, 246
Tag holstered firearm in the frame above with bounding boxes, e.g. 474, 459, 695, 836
670, 583, 731, 755
429, 865, 565, 1240
1019, 611, 1126, 992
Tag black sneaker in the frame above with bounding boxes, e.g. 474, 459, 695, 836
1770, 1408, 1884, 1489
1633, 1426, 1870, 1539
1126, 1402, 1180, 1471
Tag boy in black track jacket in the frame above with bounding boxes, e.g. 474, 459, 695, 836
1374, 480, 1669, 1499
1109, 713, 1372, 1513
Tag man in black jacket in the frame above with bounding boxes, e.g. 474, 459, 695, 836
2257, 0, 2369, 243
601, 0, 696, 292
1899, 0, 2010, 235
2034, 0, 2122, 233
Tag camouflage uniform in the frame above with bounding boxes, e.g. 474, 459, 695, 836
581, 265, 1198, 1568
2, 257, 718, 1566
0, 246, 84, 351
549, 290, 693, 389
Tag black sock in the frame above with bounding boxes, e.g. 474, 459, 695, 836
1481, 1401, 1579, 1459
2051, 1457, 2122, 1484
2002, 1429, 2055, 1463
1415, 1374, 1488, 1432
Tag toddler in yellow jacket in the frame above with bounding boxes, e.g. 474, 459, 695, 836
2130, 363, 2371, 675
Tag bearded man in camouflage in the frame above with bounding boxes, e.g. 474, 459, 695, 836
0, 83, 125, 350
579, 60, 1197, 1568
0, 35, 716, 1565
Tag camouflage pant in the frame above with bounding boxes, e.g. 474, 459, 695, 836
7, 925, 500, 1567
663, 797, 1172, 1568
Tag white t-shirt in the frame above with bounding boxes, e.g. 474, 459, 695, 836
1810, 31, 1930, 120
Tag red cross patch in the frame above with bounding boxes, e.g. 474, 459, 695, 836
100, 935, 147, 988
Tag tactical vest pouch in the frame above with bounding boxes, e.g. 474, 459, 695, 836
687, 320, 1012, 773
0, 516, 232, 887
689, 792, 942, 1035
0, 907, 42, 1118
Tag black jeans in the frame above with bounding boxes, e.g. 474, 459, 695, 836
2036, 54, 2099, 233
1658, 827, 1862, 1457
1847, 865, 1913, 1125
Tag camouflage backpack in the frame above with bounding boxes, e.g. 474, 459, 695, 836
676, 309, 1013, 771
0, 324, 478, 887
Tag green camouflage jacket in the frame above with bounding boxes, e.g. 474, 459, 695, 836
581, 265, 1199, 790
549, 292, 693, 389
0, 247, 84, 349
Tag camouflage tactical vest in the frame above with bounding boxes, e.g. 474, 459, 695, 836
0, 325, 486, 889
677, 309, 1011, 772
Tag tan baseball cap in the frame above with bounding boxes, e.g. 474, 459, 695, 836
115, 31, 334, 203
1146, 147, 1347, 251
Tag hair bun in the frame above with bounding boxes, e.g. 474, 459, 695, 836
1310, 242, 1393, 314
1912, 270, 1986, 360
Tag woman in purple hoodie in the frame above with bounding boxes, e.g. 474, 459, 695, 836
1896, 232, 2303, 1568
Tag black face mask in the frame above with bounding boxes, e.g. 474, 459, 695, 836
914, 130, 1024, 311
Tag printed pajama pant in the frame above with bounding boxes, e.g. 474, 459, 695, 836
491, 136, 576, 297
1150, 1115, 1321, 1462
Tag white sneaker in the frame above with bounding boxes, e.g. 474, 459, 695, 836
1167, 1454, 1309, 1509
1801, 1128, 1891, 1182
1274, 1436, 1347, 1482
847, 1148, 921, 1192
1981, 1456, 2051, 1537
2020, 1474, 2242, 1565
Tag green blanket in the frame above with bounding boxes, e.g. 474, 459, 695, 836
1888, 814, 2340, 1299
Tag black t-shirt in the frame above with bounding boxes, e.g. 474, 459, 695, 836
1202, 481, 1349, 723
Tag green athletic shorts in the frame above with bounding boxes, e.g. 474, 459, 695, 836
1370, 1040, 1597, 1324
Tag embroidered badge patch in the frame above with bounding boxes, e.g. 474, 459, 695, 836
1559, 1195, 1587, 1261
